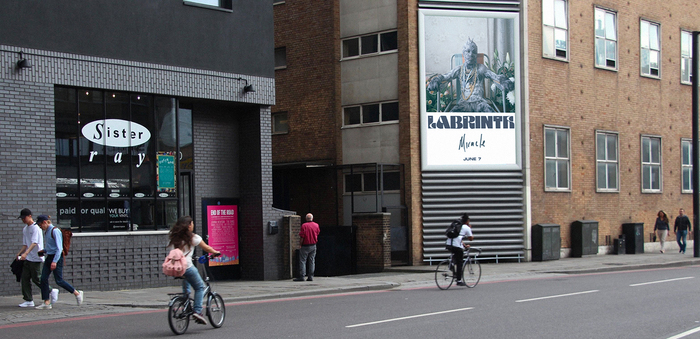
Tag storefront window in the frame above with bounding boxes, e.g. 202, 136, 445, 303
54, 87, 191, 232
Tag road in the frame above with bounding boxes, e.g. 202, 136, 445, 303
2, 266, 700, 338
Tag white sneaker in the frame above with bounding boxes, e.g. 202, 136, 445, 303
75, 290, 84, 306
50, 288, 59, 303
35, 303, 52, 310
18, 301, 35, 307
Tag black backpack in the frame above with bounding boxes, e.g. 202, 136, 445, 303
446, 219, 462, 238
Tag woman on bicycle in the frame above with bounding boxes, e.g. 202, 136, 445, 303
167, 216, 220, 325
445, 213, 474, 286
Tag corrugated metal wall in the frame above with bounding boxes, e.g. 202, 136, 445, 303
422, 171, 524, 262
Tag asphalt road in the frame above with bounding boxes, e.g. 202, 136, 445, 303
3, 266, 700, 339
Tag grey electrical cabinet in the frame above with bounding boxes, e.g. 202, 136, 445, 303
571, 220, 599, 257
532, 224, 561, 261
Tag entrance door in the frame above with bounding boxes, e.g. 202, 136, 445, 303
179, 171, 194, 217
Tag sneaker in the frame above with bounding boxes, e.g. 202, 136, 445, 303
75, 290, 84, 306
18, 301, 35, 307
456, 281, 467, 286
293, 277, 305, 281
35, 303, 52, 310
307, 276, 313, 281
50, 288, 59, 303
192, 312, 208, 325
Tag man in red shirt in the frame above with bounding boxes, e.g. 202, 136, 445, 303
294, 213, 320, 281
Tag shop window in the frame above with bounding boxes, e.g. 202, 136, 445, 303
54, 87, 189, 232
594, 7, 617, 70
682, 139, 692, 193
544, 126, 570, 191
543, 0, 568, 60
596, 131, 619, 192
640, 19, 660, 78
641, 135, 662, 192
681, 31, 693, 85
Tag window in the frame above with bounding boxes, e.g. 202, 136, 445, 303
272, 112, 289, 134
344, 171, 401, 193
542, 0, 568, 60
640, 20, 660, 77
343, 101, 399, 127
342, 31, 398, 59
184, 0, 232, 10
273, 0, 285, 5
682, 139, 693, 193
641, 135, 662, 192
544, 126, 570, 190
275, 47, 287, 70
681, 31, 693, 84
595, 8, 617, 69
596, 131, 619, 191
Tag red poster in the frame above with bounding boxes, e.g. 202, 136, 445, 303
206, 205, 239, 266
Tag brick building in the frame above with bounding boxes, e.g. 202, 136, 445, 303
273, 0, 700, 265
0, 0, 287, 296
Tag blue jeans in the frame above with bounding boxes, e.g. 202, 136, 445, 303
298, 244, 317, 278
182, 266, 205, 314
40, 255, 74, 301
676, 230, 688, 253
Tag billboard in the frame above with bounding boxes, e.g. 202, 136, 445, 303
419, 9, 521, 171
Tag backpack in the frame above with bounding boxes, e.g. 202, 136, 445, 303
50, 226, 73, 257
162, 248, 187, 277
446, 219, 462, 239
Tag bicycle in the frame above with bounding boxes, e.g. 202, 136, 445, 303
435, 247, 482, 290
167, 253, 226, 335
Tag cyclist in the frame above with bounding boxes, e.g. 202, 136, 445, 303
167, 216, 220, 325
445, 213, 473, 286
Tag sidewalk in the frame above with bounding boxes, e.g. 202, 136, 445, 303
2, 250, 699, 326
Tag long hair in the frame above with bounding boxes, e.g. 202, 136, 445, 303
168, 216, 194, 250
658, 210, 669, 223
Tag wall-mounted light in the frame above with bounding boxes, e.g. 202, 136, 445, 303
16, 51, 32, 69
235, 77, 255, 94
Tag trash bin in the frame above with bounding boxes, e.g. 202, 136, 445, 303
532, 224, 561, 261
571, 220, 599, 257
622, 223, 644, 254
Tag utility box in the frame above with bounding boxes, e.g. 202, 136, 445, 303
612, 236, 626, 255
571, 220, 599, 257
532, 224, 561, 261
622, 223, 644, 254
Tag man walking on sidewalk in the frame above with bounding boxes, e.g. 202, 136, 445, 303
674, 208, 692, 254
35, 215, 83, 309
294, 213, 320, 282
15, 208, 57, 307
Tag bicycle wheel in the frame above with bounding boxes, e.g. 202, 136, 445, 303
435, 259, 454, 290
462, 257, 481, 288
168, 296, 190, 335
206, 292, 226, 328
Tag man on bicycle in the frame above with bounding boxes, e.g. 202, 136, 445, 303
445, 213, 473, 286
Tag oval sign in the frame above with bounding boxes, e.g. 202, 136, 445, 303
134, 193, 145, 198
83, 193, 95, 198
159, 193, 169, 198
56, 192, 67, 198
109, 193, 120, 198
81, 119, 151, 147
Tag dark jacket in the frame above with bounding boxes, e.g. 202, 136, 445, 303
10, 259, 23, 282
654, 218, 670, 231
674, 215, 692, 232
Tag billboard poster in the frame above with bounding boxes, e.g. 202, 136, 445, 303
419, 9, 521, 171
206, 204, 239, 266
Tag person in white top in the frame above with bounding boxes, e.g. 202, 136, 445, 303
444, 213, 474, 286
15, 208, 57, 307
167, 216, 220, 325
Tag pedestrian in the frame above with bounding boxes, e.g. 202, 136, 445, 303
674, 208, 692, 254
294, 213, 320, 282
15, 208, 58, 307
654, 210, 670, 253
35, 215, 83, 309
166, 216, 220, 325
445, 213, 474, 286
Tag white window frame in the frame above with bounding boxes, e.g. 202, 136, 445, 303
641, 135, 662, 193
341, 30, 398, 60
272, 112, 289, 135
183, 0, 232, 11
681, 138, 693, 193
544, 125, 571, 191
342, 101, 399, 127
681, 30, 693, 85
542, 0, 568, 60
596, 131, 619, 192
640, 19, 661, 78
594, 7, 617, 70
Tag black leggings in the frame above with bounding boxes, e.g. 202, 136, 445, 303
448, 245, 464, 281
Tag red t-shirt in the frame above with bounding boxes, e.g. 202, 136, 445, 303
299, 222, 320, 245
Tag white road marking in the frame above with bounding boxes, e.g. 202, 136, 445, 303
345, 307, 474, 328
667, 325, 700, 339
515, 290, 599, 303
629, 277, 694, 287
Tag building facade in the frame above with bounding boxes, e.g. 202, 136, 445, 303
273, 0, 699, 265
0, 0, 287, 296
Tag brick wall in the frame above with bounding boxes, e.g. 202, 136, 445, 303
354, 213, 391, 273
